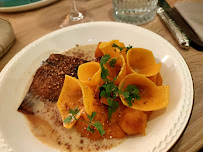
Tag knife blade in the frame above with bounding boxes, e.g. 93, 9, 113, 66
157, 0, 190, 49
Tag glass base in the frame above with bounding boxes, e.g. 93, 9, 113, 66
113, 7, 157, 25
69, 12, 84, 21
60, 13, 93, 28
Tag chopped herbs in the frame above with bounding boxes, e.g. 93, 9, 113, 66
63, 106, 79, 123
99, 80, 122, 120
99, 54, 140, 120
87, 111, 96, 122
100, 54, 111, 82
122, 85, 140, 107
63, 107, 105, 136
94, 121, 106, 135
112, 43, 133, 52
107, 98, 119, 120
109, 58, 117, 68
100, 54, 111, 65
87, 126, 95, 133
69, 106, 80, 119
100, 82, 117, 98
101, 66, 109, 81
100, 81, 121, 120
112, 43, 123, 51
63, 116, 72, 123
126, 45, 133, 52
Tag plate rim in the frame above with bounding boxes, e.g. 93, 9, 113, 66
0, 21, 194, 152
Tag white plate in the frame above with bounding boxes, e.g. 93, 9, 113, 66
0, 22, 193, 152
0, 0, 59, 13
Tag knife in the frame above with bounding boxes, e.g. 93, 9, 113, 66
157, 0, 190, 49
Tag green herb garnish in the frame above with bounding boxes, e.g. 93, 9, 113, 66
101, 66, 109, 81
126, 45, 133, 52
100, 54, 111, 82
122, 85, 140, 106
87, 111, 96, 122
99, 55, 122, 120
112, 43, 123, 51
63, 107, 105, 136
112, 43, 133, 52
99, 81, 122, 120
63, 115, 73, 123
94, 121, 106, 135
99, 54, 140, 120
109, 58, 117, 68
63, 107, 79, 123
100, 54, 111, 65
107, 98, 119, 120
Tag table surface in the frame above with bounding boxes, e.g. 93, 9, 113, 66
0, 0, 202, 152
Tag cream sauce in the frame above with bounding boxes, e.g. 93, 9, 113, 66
23, 44, 125, 152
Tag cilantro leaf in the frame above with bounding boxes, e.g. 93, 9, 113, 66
109, 58, 117, 68
112, 43, 132, 53
87, 126, 95, 133
100, 54, 111, 64
101, 66, 109, 81
94, 121, 105, 136
99, 81, 120, 120
112, 43, 123, 51
122, 85, 140, 107
100, 90, 107, 98
69, 106, 79, 120
126, 96, 133, 107
63, 116, 72, 123
112, 76, 118, 82
69, 106, 79, 115
63, 106, 80, 123
87, 112, 96, 122
107, 98, 119, 120
122, 91, 129, 98
126, 45, 132, 52
64, 108, 105, 136
99, 82, 118, 99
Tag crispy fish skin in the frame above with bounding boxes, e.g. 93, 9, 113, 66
18, 54, 88, 114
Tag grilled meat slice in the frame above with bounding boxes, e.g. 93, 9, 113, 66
18, 54, 88, 114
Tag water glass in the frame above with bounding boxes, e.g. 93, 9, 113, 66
113, 0, 158, 25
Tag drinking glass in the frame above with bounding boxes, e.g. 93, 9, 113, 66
113, 0, 158, 25
60, 0, 92, 28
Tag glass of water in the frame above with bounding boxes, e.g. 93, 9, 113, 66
113, 0, 158, 25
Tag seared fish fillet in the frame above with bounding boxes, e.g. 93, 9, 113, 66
18, 54, 88, 114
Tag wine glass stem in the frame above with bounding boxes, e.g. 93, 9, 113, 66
72, 0, 78, 14
69, 0, 84, 21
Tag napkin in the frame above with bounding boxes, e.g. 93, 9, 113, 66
0, 18, 15, 58
175, 1, 203, 42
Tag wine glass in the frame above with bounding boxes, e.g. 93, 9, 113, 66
60, 0, 92, 28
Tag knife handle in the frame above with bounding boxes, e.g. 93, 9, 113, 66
157, 7, 190, 49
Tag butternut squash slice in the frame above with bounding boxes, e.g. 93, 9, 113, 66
57, 75, 96, 129
99, 40, 125, 58
95, 42, 103, 58
127, 48, 161, 77
119, 73, 169, 111
104, 55, 127, 86
120, 47, 127, 61
148, 72, 163, 86
78, 62, 101, 91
